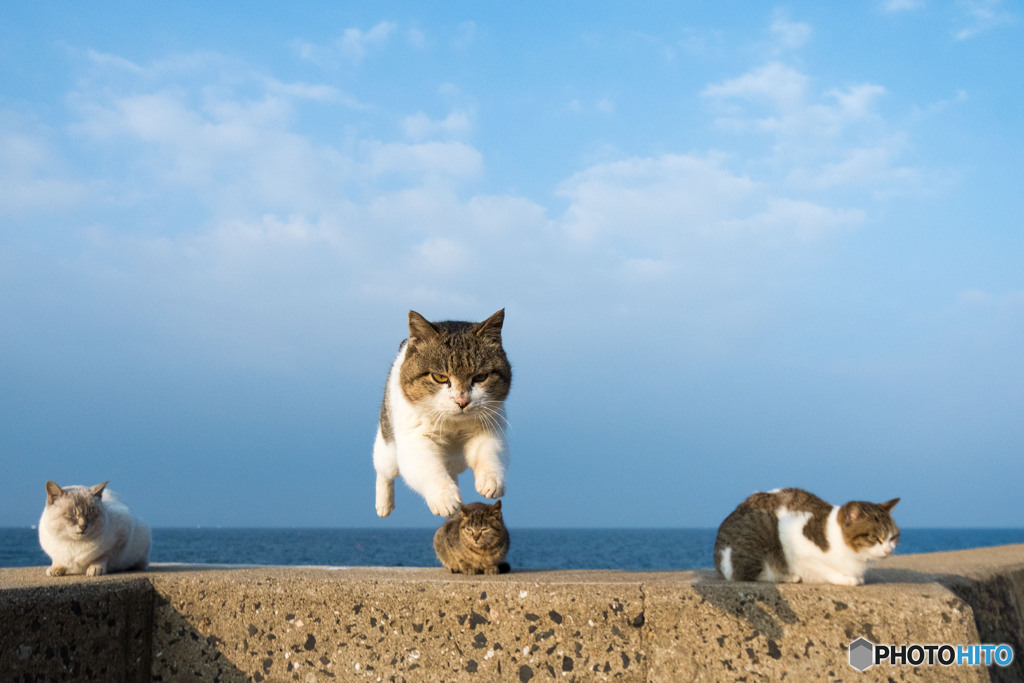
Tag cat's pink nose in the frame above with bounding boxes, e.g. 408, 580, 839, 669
454, 393, 470, 408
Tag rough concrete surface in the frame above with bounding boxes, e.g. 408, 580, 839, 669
0, 575, 153, 682
1, 544, 1022, 682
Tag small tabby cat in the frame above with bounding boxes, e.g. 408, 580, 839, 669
38, 480, 151, 577
433, 501, 511, 575
714, 488, 899, 586
373, 309, 511, 517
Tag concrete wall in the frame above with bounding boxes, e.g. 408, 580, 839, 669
2, 544, 1023, 682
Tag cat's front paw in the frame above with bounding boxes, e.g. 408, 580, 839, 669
475, 472, 505, 499
46, 565, 67, 577
832, 575, 862, 586
375, 476, 395, 517
86, 564, 107, 577
426, 485, 462, 517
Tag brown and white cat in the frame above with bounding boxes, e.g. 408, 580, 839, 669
714, 488, 899, 586
433, 500, 511, 575
38, 481, 151, 577
373, 309, 511, 517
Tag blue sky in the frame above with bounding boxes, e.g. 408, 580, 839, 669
2, 1, 1021, 530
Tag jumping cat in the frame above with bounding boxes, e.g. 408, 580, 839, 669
433, 500, 511, 575
714, 487, 899, 586
373, 309, 511, 517
38, 480, 151, 577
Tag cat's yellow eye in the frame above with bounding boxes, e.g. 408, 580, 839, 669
431, 373, 449, 384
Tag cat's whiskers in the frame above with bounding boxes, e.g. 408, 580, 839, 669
427, 408, 450, 439
474, 401, 510, 439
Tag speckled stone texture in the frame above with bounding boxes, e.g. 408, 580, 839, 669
0, 576, 153, 682
645, 578, 985, 682
145, 568, 649, 682
1, 543, 1023, 682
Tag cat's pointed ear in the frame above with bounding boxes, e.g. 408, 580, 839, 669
90, 481, 109, 498
45, 481, 63, 504
881, 498, 900, 512
408, 311, 438, 344
492, 500, 502, 512
841, 501, 863, 524
475, 309, 505, 342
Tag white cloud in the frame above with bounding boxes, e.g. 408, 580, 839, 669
7, 33, 942, 369
723, 197, 865, 241
453, 21, 477, 50
955, 288, 1024, 310
402, 109, 473, 140
704, 68, 886, 145
339, 21, 397, 61
829, 83, 887, 119
882, 0, 926, 12
622, 257, 671, 280
414, 237, 471, 270
700, 58, 921, 196
954, 0, 1016, 40
0, 119, 90, 212
557, 152, 862, 252
406, 27, 428, 49
769, 12, 813, 52
364, 141, 483, 180
294, 21, 398, 65
558, 153, 758, 244
702, 62, 809, 111
263, 77, 361, 107
85, 49, 145, 74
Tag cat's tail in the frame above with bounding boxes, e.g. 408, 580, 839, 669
498, 561, 511, 574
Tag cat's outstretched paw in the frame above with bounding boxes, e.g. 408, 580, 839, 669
474, 472, 505, 499
46, 565, 67, 577
426, 485, 462, 517
86, 564, 106, 577
375, 476, 395, 517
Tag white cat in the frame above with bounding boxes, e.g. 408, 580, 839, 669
38, 480, 151, 577
374, 310, 511, 517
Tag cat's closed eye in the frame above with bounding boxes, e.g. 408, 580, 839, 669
472, 373, 489, 384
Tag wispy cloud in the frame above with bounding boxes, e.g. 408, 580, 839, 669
453, 21, 477, 50
0, 120, 90, 212
364, 140, 483, 179
1, 13, 950, 368
340, 21, 397, 60
402, 109, 473, 140
294, 21, 398, 65
954, 0, 1016, 40
881, 0, 926, 12
768, 10, 813, 53
699, 59, 926, 196
702, 62, 809, 112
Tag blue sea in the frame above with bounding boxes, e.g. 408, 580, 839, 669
3, 527, 1024, 571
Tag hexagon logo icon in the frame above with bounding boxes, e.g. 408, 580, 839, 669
849, 637, 875, 671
